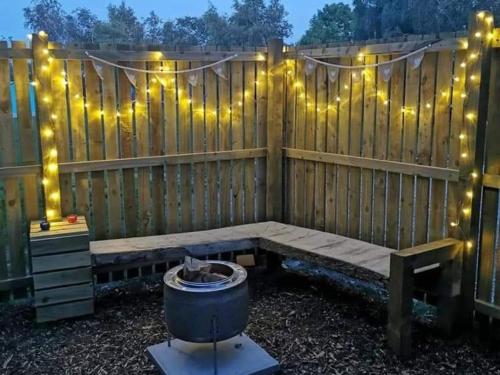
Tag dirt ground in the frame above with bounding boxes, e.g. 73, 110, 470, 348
1, 269, 499, 374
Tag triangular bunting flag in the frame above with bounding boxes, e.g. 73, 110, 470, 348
305, 61, 316, 76
409, 50, 425, 70
124, 69, 137, 87
380, 63, 393, 82
212, 62, 227, 80
327, 67, 339, 83
187, 71, 200, 87
92, 60, 104, 81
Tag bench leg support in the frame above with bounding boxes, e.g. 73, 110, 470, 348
388, 254, 414, 359
437, 256, 462, 336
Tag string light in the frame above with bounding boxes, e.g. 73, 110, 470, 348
459, 133, 466, 140
466, 112, 475, 121
42, 178, 49, 186
49, 192, 60, 201
38, 30, 47, 37
466, 241, 473, 250
48, 163, 58, 173
49, 148, 57, 158
51, 114, 57, 120
474, 32, 482, 39
466, 191, 473, 199
450, 222, 459, 227
46, 209, 56, 219
42, 127, 53, 138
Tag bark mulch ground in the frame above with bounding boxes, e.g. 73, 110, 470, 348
1, 269, 499, 374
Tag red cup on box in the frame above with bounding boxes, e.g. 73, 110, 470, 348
67, 214, 78, 224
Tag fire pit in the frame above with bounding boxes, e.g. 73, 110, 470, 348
147, 258, 280, 375
163, 260, 249, 343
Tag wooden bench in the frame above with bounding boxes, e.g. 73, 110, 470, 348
90, 221, 463, 358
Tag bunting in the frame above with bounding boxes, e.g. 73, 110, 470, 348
380, 64, 393, 82
124, 69, 137, 87
188, 71, 200, 87
409, 50, 425, 70
212, 62, 228, 80
92, 60, 104, 80
327, 67, 339, 83
305, 61, 317, 76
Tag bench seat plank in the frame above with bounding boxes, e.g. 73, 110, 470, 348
91, 221, 395, 278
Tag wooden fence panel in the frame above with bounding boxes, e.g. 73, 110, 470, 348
283, 48, 464, 251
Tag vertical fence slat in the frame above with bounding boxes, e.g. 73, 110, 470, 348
373, 55, 390, 245
360, 56, 377, 242
244, 61, 256, 224
231, 61, 244, 225
415, 52, 437, 245
336, 58, 351, 236
83, 60, 106, 239
101, 61, 121, 238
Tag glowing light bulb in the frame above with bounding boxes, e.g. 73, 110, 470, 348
383, 100, 389, 106
43, 96, 50, 103
237, 101, 243, 107
344, 84, 349, 90
426, 103, 432, 109
471, 172, 478, 179
49, 148, 57, 158
466, 191, 473, 199
48, 163, 58, 172
461, 152, 468, 158
336, 96, 341, 102
100, 110, 104, 116
475, 32, 482, 39
49, 192, 60, 201
46, 209, 56, 219
466, 112, 475, 121
116, 112, 121, 117
477, 11, 485, 20
146, 89, 151, 94
462, 208, 471, 215
42, 178, 49, 186
43, 127, 53, 138
42, 65, 49, 72
461, 92, 467, 99
38, 30, 47, 37
51, 114, 57, 120
450, 222, 458, 227
460, 62, 466, 68
469, 53, 478, 60
31, 81, 38, 87
459, 133, 466, 140
486, 16, 494, 25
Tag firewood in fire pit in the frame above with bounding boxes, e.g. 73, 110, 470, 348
182, 257, 227, 282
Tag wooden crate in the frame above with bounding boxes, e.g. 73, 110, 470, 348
30, 216, 94, 322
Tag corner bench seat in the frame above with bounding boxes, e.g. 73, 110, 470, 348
90, 221, 463, 358
90, 221, 394, 278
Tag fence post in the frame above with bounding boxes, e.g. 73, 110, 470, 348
31, 33, 62, 221
266, 39, 285, 221
458, 11, 494, 324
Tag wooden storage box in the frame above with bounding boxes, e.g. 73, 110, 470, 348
29, 216, 94, 322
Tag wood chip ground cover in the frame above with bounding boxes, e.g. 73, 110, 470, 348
0, 271, 499, 374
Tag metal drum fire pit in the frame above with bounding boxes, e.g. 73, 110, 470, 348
163, 261, 249, 343
147, 259, 279, 375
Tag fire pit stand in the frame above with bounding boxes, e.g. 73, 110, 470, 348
147, 260, 280, 375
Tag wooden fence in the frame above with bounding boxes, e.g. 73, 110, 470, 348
1, 11, 500, 328
0, 40, 268, 300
